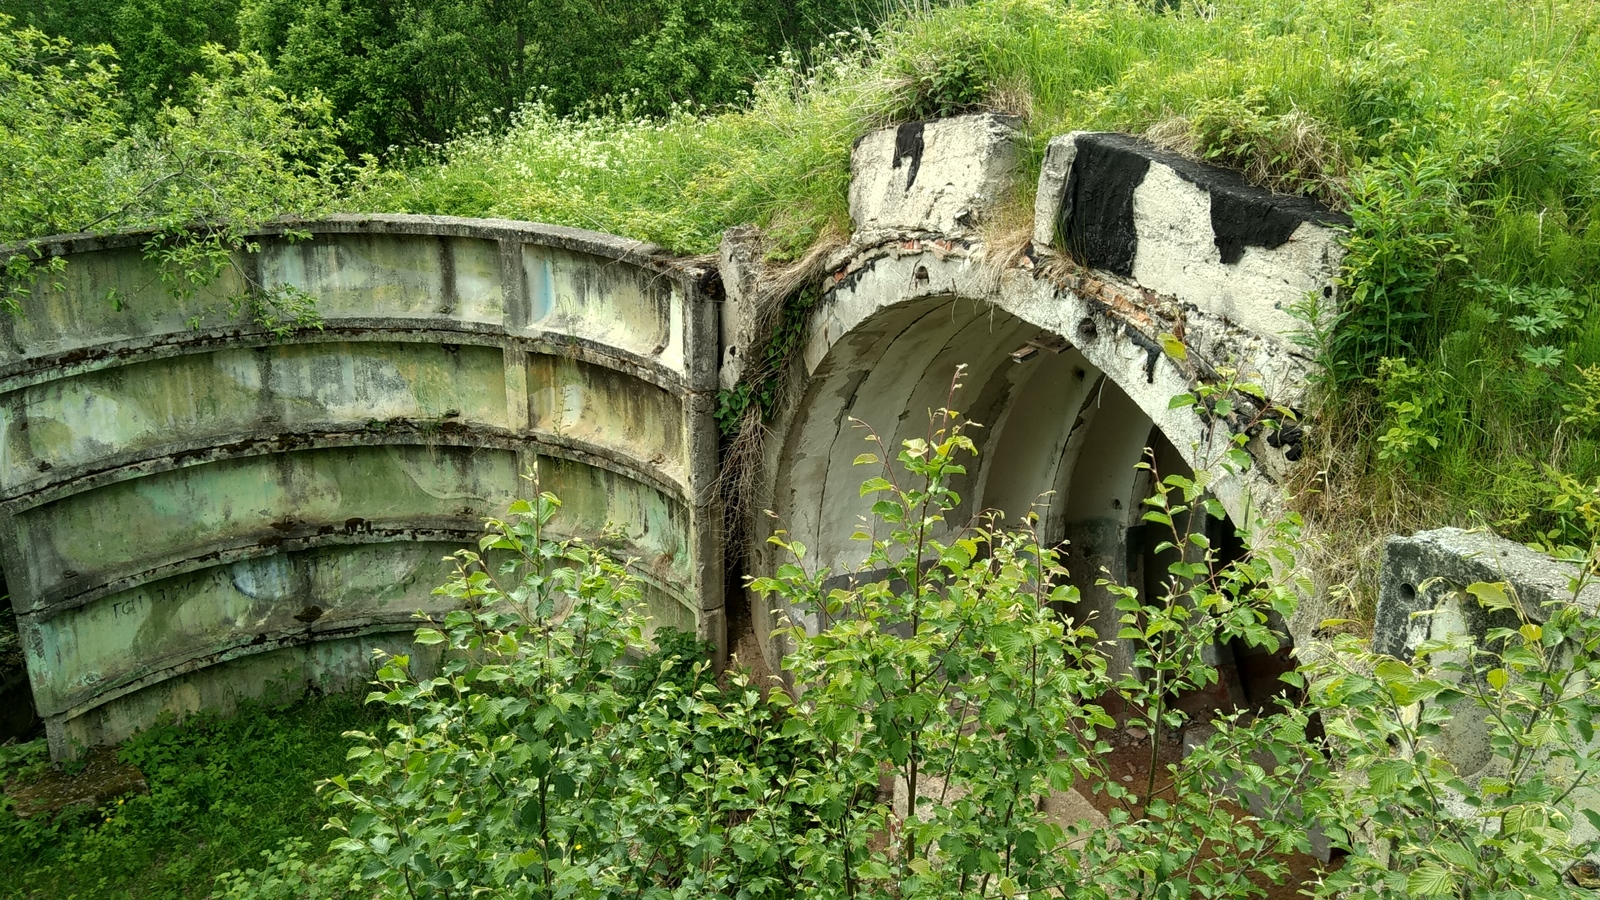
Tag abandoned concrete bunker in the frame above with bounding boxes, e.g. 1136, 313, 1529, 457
3, 116, 1352, 760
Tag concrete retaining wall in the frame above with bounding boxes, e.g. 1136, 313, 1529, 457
7, 119, 1357, 754
2, 215, 723, 758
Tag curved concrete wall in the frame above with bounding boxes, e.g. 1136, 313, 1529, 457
2, 215, 723, 757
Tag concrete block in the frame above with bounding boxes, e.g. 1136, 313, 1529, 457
1058, 132, 1348, 345
1376, 527, 1600, 659
1031, 131, 1093, 249
1375, 527, 1600, 856
849, 114, 1022, 239
717, 224, 763, 391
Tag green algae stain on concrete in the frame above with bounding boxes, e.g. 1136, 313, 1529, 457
256, 234, 505, 325
15, 446, 519, 599
30, 542, 464, 717
527, 355, 685, 485
0, 343, 509, 495
3, 247, 249, 362
1, 218, 723, 758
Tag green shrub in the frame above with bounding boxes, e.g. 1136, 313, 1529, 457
1307, 580, 1600, 898
196, 366, 1600, 899
301, 371, 1333, 899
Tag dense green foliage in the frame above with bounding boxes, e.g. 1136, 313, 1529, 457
196, 386, 1600, 899
0, 0, 239, 115
5, 1, 1598, 550
0, 694, 382, 900
0, 0, 917, 157
0, 17, 343, 287
242, 0, 915, 156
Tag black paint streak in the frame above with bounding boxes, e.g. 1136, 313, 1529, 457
1062, 137, 1149, 277
1208, 189, 1306, 264
1122, 323, 1163, 384
892, 121, 927, 192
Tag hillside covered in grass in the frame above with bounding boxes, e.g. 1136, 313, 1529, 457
359, 0, 1600, 611
4, 0, 1599, 609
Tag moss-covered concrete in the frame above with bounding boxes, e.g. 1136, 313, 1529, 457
0, 215, 723, 758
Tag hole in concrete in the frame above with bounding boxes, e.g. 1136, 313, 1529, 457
1401, 582, 1417, 601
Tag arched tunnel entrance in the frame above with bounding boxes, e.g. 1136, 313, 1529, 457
754, 293, 1292, 708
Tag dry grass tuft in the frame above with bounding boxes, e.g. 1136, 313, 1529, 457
717, 225, 847, 561
1142, 109, 1352, 207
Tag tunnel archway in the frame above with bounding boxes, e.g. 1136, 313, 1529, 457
753, 290, 1263, 677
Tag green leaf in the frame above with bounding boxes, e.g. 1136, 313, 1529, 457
1467, 581, 1514, 613
1582, 808, 1600, 833
1159, 332, 1187, 361
860, 477, 895, 497
1405, 863, 1458, 896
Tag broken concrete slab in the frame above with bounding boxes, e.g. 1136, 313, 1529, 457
849, 114, 1022, 242
1054, 132, 1348, 348
1376, 527, 1600, 660
1375, 527, 1600, 858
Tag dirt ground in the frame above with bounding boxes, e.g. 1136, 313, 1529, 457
720, 602, 1337, 898
4, 746, 147, 818
1079, 720, 1336, 900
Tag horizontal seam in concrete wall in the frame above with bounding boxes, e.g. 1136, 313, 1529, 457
21, 524, 486, 620
34, 614, 436, 720
1, 428, 694, 512
24, 513, 704, 624
35, 544, 707, 721
0, 324, 693, 396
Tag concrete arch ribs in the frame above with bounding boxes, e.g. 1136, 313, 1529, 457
744, 115, 1349, 675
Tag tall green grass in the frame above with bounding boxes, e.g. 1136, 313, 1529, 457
358, 0, 1600, 585
351, 35, 894, 257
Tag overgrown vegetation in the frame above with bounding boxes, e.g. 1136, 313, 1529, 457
0, 0, 935, 158
0, 16, 339, 332
0, 693, 382, 900
11, 0, 1595, 570
172, 377, 1600, 899
5, 1, 1600, 893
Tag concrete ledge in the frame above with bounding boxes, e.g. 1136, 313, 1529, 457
1, 213, 697, 278
849, 115, 1021, 241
